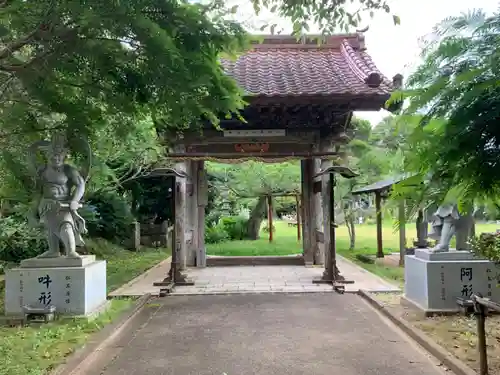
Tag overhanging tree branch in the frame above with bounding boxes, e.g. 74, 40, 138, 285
0, 30, 38, 60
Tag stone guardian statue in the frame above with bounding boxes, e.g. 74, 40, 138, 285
28, 134, 91, 259
429, 204, 459, 252
429, 203, 474, 252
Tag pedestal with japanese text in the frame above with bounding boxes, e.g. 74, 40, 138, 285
403, 249, 500, 314
4, 255, 107, 317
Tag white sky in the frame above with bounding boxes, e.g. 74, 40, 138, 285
230, 0, 498, 126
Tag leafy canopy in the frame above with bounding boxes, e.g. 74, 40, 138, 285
208, 161, 300, 198
249, 0, 399, 34
403, 8, 500, 203
0, 0, 247, 145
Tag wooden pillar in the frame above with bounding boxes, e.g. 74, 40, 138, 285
323, 171, 333, 280
321, 159, 332, 266
313, 158, 324, 265
300, 160, 313, 265
398, 200, 406, 266
375, 191, 384, 258
295, 194, 301, 242
152, 165, 194, 288
267, 195, 273, 242
196, 161, 207, 267
175, 161, 188, 269
307, 159, 318, 265
185, 161, 197, 266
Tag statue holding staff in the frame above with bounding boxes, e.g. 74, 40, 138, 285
28, 134, 91, 259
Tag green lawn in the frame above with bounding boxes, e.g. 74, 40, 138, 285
207, 220, 499, 285
0, 239, 170, 375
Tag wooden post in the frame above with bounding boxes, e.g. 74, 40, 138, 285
477, 309, 488, 375
295, 194, 301, 242
186, 161, 197, 266
153, 177, 194, 288
300, 160, 312, 262
327, 173, 335, 281
196, 161, 207, 267
398, 200, 406, 266
267, 195, 273, 243
375, 191, 384, 258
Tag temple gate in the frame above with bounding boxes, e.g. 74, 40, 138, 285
157, 33, 401, 289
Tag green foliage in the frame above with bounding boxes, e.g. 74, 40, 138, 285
123, 176, 173, 223
470, 232, 500, 263
262, 224, 276, 233
355, 253, 375, 264
274, 197, 296, 217
0, 216, 48, 262
0, 0, 249, 203
85, 191, 136, 243
0, 0, 247, 139
205, 223, 230, 244
208, 161, 300, 198
349, 117, 372, 142
220, 216, 248, 240
249, 0, 396, 34
403, 9, 500, 202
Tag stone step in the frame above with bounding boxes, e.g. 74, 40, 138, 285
206, 255, 304, 267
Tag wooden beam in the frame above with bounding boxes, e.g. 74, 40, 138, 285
375, 191, 384, 258
165, 151, 342, 159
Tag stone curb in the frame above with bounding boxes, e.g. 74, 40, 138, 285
108, 256, 171, 297
358, 290, 477, 375
171, 290, 342, 296
51, 293, 152, 375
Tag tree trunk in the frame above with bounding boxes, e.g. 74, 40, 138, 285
344, 210, 356, 250
349, 217, 356, 250
246, 196, 267, 240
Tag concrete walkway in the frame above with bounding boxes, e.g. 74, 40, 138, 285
91, 293, 447, 375
110, 256, 400, 297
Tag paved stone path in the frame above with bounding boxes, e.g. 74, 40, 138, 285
110, 256, 400, 297
92, 293, 447, 375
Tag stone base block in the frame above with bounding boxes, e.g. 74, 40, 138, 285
20, 254, 96, 268
4, 260, 106, 317
404, 249, 500, 313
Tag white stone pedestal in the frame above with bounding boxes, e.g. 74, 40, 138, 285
4, 255, 107, 317
404, 249, 500, 314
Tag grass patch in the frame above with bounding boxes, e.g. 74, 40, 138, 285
207, 236, 302, 256
0, 298, 133, 375
0, 238, 169, 374
86, 239, 170, 293
207, 220, 498, 286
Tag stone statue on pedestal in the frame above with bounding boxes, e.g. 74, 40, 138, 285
428, 203, 474, 252
28, 134, 91, 259
429, 204, 460, 252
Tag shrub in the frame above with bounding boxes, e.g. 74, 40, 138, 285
205, 224, 229, 244
262, 224, 276, 233
220, 216, 248, 240
470, 232, 500, 263
0, 216, 48, 262
355, 253, 375, 264
85, 191, 136, 243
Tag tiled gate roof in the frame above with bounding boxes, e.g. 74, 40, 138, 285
221, 34, 396, 98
